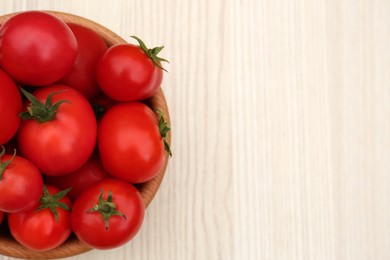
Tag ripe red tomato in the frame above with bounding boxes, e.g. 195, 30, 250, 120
96, 36, 167, 101
98, 102, 165, 183
71, 179, 144, 249
59, 23, 108, 99
0, 11, 77, 86
17, 85, 97, 176
8, 185, 72, 251
45, 153, 110, 201
0, 148, 43, 213
0, 69, 22, 145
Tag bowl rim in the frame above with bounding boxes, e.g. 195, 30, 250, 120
0, 10, 171, 259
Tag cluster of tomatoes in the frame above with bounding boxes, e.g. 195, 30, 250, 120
0, 11, 171, 251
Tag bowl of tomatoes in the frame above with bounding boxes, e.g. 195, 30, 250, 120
0, 10, 171, 259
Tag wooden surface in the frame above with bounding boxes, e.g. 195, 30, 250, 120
0, 0, 389, 259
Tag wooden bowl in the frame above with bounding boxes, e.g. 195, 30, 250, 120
0, 11, 171, 259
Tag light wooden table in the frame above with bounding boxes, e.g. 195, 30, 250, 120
1, 0, 389, 259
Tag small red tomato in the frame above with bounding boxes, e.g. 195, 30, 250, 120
71, 179, 144, 250
8, 185, 72, 251
98, 102, 169, 183
46, 153, 110, 201
17, 85, 97, 176
59, 23, 108, 99
96, 36, 167, 101
0, 68, 22, 145
0, 148, 43, 213
0, 11, 77, 86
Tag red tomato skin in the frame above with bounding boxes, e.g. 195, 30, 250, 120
71, 179, 144, 250
0, 11, 77, 86
96, 44, 163, 101
45, 153, 110, 201
0, 155, 43, 213
17, 85, 97, 176
59, 23, 108, 99
0, 69, 22, 145
8, 185, 72, 251
98, 102, 165, 183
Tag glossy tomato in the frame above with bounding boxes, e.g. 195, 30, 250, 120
0, 11, 77, 86
98, 102, 165, 183
17, 85, 97, 176
0, 68, 22, 145
8, 185, 72, 251
46, 153, 110, 201
0, 148, 43, 213
96, 36, 167, 101
71, 179, 144, 249
59, 23, 108, 99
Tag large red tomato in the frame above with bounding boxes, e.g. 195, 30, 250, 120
17, 85, 97, 176
0, 148, 43, 213
71, 179, 144, 249
59, 23, 108, 99
96, 36, 167, 101
0, 68, 22, 145
0, 11, 77, 86
8, 185, 72, 251
98, 102, 165, 183
45, 153, 110, 201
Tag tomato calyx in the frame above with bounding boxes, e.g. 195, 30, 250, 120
131, 35, 169, 72
0, 146, 16, 179
87, 189, 126, 230
36, 186, 71, 222
157, 110, 172, 157
19, 88, 70, 123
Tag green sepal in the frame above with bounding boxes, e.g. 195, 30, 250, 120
35, 186, 72, 222
0, 146, 16, 179
19, 88, 70, 123
156, 110, 172, 157
131, 35, 169, 72
86, 189, 126, 230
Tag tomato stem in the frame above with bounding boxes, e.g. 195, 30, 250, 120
131, 35, 169, 72
0, 146, 16, 179
35, 186, 71, 222
156, 110, 172, 157
19, 88, 70, 123
87, 189, 126, 230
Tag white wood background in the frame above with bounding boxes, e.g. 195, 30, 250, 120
1, 0, 389, 259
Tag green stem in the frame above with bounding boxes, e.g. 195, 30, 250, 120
0, 146, 16, 179
87, 189, 126, 230
156, 110, 172, 157
131, 36, 169, 72
19, 88, 70, 123
35, 186, 71, 222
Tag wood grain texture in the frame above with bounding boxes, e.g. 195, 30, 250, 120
0, 0, 389, 259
